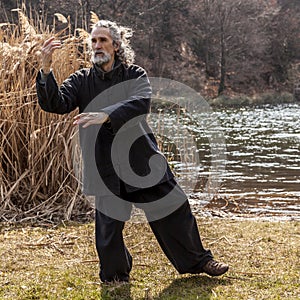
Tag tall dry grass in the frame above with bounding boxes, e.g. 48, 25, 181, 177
0, 9, 94, 222
0, 9, 204, 223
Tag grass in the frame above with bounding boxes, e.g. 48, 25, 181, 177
0, 217, 299, 299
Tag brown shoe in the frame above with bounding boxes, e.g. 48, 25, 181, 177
202, 259, 229, 276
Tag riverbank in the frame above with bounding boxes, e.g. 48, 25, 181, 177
209, 91, 296, 107
1, 218, 299, 299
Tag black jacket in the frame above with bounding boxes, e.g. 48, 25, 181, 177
36, 61, 174, 196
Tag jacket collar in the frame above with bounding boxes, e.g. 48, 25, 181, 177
93, 58, 122, 80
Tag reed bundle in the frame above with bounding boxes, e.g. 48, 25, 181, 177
0, 9, 196, 223
0, 9, 93, 222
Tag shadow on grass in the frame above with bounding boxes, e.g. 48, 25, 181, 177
100, 282, 132, 300
100, 275, 230, 300
153, 275, 229, 300
98, 275, 229, 299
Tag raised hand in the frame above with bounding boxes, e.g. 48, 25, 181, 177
41, 37, 62, 74
73, 112, 110, 128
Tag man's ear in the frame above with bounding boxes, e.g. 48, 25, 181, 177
113, 41, 120, 51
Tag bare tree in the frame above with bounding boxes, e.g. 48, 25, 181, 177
191, 0, 274, 95
268, 0, 300, 86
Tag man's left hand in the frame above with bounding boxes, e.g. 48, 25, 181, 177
73, 112, 110, 128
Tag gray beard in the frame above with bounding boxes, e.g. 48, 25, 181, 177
92, 52, 111, 66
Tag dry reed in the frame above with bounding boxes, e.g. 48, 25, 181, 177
0, 8, 93, 222
0, 8, 201, 223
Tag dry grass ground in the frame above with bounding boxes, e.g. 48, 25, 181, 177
0, 217, 299, 300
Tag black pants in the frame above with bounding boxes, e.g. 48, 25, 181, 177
95, 179, 213, 282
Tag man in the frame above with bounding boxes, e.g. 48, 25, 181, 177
36, 20, 228, 283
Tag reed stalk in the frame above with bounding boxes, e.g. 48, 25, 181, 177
0, 8, 91, 222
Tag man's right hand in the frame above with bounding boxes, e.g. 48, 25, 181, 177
41, 37, 62, 74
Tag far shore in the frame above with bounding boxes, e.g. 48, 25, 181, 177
209, 91, 297, 107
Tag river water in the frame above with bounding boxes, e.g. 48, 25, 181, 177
213, 103, 300, 219
150, 102, 300, 219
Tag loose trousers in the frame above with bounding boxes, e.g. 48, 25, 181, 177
95, 179, 213, 282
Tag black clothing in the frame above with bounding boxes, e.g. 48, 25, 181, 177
95, 179, 212, 282
36, 61, 174, 195
36, 61, 213, 282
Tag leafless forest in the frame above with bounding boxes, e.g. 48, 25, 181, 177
1, 0, 300, 95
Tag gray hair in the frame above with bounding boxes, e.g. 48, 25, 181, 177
91, 20, 135, 65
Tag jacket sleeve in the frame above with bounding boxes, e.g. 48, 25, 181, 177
100, 66, 152, 134
36, 70, 80, 114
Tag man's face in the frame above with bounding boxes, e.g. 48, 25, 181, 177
91, 27, 118, 66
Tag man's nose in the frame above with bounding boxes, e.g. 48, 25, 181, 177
95, 41, 102, 49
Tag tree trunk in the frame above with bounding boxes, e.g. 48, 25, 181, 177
218, 28, 226, 95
